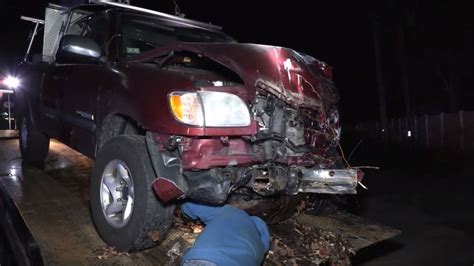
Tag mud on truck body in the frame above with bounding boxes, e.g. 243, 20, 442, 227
13, 1, 360, 251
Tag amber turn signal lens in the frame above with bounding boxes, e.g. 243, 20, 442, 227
169, 95, 183, 120
168, 92, 204, 126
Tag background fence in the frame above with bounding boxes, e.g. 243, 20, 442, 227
355, 110, 473, 152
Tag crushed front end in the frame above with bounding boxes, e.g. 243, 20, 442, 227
143, 44, 360, 204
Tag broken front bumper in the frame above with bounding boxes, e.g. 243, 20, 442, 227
146, 133, 359, 204
298, 169, 359, 194
151, 164, 359, 204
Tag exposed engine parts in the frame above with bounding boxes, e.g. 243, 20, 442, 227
251, 94, 341, 166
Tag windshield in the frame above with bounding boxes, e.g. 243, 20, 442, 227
120, 14, 235, 58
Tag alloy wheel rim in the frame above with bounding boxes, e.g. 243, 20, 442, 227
99, 159, 135, 228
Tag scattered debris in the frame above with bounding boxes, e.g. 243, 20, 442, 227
161, 212, 201, 264
94, 247, 130, 260
265, 216, 355, 266
167, 242, 183, 259
190, 224, 204, 234
296, 200, 306, 213
148, 230, 161, 242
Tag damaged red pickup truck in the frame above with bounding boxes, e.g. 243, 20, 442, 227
14, 2, 359, 251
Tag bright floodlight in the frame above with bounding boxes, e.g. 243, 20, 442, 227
4, 76, 20, 89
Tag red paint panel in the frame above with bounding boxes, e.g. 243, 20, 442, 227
181, 138, 263, 170
152, 178, 184, 203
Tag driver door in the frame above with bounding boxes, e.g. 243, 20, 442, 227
45, 13, 108, 157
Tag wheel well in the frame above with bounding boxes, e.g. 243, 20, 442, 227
96, 114, 145, 154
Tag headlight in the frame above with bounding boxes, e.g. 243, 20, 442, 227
169, 91, 251, 127
3, 76, 20, 89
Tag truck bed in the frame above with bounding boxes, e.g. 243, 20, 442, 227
0, 133, 398, 265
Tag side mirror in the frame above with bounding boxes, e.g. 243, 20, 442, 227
56, 35, 102, 63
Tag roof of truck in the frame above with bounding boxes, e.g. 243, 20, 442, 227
68, 1, 222, 31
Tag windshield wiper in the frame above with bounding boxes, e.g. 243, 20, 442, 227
138, 51, 174, 67
156, 51, 174, 67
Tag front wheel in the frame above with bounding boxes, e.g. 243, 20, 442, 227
90, 135, 174, 251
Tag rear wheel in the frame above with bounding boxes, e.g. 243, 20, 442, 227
90, 135, 174, 251
19, 115, 50, 165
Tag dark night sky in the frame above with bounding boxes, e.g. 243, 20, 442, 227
0, 0, 472, 123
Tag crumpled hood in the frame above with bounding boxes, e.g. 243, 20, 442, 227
132, 42, 338, 112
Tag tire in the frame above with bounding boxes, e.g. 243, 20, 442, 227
18, 114, 50, 165
90, 135, 175, 251
261, 195, 304, 224
305, 194, 341, 215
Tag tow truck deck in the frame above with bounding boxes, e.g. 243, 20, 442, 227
0, 133, 399, 265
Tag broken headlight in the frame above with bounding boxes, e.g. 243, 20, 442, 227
169, 91, 251, 127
